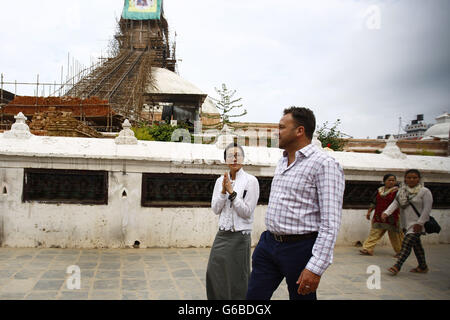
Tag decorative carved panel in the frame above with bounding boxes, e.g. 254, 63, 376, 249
343, 181, 380, 209
23, 169, 108, 205
256, 177, 273, 205
426, 183, 450, 209
142, 173, 217, 207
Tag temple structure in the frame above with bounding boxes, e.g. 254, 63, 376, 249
422, 113, 450, 141
0, 0, 209, 134
64, 0, 206, 128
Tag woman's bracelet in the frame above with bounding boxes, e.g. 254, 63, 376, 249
228, 191, 237, 201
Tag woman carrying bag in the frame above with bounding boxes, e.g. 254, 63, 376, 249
382, 169, 433, 275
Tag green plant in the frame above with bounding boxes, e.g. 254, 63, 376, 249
132, 127, 154, 141
148, 123, 178, 141
132, 122, 194, 142
316, 119, 346, 151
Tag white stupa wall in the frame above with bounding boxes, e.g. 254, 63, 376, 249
1, 130, 449, 249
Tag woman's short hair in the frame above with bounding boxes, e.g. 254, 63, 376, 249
383, 173, 396, 182
224, 142, 245, 161
405, 169, 421, 179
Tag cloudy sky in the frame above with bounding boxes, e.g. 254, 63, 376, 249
0, 0, 449, 138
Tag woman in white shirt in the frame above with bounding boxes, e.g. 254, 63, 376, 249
382, 169, 433, 275
206, 142, 260, 300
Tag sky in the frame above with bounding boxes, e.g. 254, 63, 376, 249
0, 0, 449, 138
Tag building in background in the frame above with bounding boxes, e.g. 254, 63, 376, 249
395, 114, 433, 140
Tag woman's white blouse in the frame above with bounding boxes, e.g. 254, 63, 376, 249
384, 187, 433, 234
211, 169, 260, 232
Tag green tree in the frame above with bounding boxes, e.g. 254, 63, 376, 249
203, 83, 247, 130
317, 119, 347, 151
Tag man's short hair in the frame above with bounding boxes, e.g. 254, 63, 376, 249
283, 107, 316, 140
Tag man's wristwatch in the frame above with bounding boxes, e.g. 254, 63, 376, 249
228, 191, 237, 201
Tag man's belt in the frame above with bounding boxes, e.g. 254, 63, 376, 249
270, 231, 318, 243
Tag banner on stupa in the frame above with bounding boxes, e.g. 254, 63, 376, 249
122, 0, 162, 20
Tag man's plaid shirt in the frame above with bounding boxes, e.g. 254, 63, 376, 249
266, 143, 345, 276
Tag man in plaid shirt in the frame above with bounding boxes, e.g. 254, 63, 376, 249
247, 107, 345, 300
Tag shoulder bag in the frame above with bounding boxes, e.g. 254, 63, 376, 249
409, 201, 441, 234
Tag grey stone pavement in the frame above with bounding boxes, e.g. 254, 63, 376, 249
0, 244, 449, 300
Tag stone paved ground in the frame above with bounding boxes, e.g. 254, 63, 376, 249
0, 244, 448, 300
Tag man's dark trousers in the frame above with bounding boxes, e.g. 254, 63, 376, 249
246, 231, 317, 300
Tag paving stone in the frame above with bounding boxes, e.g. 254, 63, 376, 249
146, 269, 171, 280
33, 279, 64, 291
61, 278, 92, 291
187, 261, 208, 270
194, 269, 206, 279
42, 270, 68, 279
80, 270, 95, 278
100, 257, 121, 262
164, 255, 182, 262
28, 262, 52, 269
171, 269, 195, 278
50, 262, 78, 269
122, 270, 146, 278
0, 292, 27, 300
98, 263, 121, 270
317, 294, 342, 300
121, 290, 151, 300
153, 289, 180, 300
1, 279, 37, 293
124, 255, 142, 262
0, 263, 25, 270
78, 256, 99, 262
122, 262, 146, 269
39, 250, 62, 255
376, 294, 406, 300
142, 255, 163, 261
180, 290, 206, 300
0, 279, 10, 288
95, 270, 120, 279
144, 261, 166, 268
90, 290, 121, 300
94, 279, 120, 290
80, 252, 99, 256
149, 279, 176, 291
59, 291, 90, 300
121, 279, 148, 291
25, 291, 59, 300
14, 269, 44, 280
15, 255, 34, 261
34, 255, 56, 261
52, 255, 79, 265
167, 261, 190, 270
100, 252, 121, 256
60, 250, 81, 255
0, 270, 16, 278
